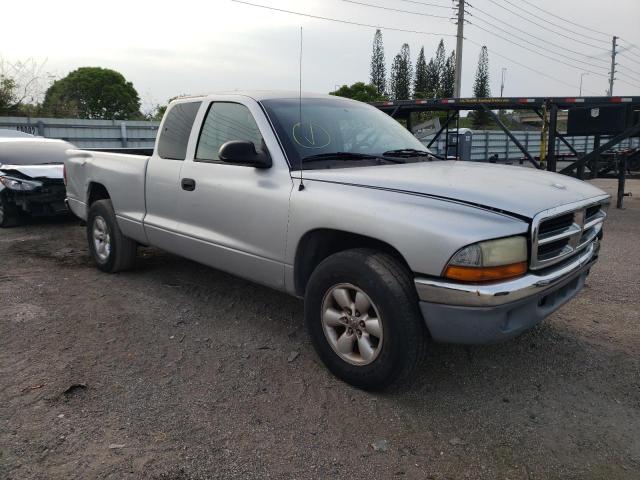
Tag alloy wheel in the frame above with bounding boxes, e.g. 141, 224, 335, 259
320, 283, 384, 366
92, 216, 111, 262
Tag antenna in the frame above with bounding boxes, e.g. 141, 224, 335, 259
298, 26, 305, 191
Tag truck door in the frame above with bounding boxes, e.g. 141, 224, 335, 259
144, 100, 201, 250
175, 99, 292, 290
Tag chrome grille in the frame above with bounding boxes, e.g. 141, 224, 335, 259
531, 196, 609, 270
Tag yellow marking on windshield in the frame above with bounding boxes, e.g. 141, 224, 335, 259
293, 122, 331, 149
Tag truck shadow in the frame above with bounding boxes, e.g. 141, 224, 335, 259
12, 213, 77, 227
133, 247, 629, 406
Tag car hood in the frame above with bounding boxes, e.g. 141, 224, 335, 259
0, 137, 75, 166
0, 163, 64, 180
301, 161, 608, 219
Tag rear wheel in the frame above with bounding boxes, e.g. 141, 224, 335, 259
0, 196, 20, 227
87, 199, 137, 272
304, 248, 426, 390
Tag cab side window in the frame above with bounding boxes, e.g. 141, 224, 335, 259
196, 102, 264, 162
157, 101, 201, 160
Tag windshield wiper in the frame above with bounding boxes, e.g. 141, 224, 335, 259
382, 148, 435, 159
302, 152, 403, 164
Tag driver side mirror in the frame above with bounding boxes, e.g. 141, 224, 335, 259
218, 140, 272, 169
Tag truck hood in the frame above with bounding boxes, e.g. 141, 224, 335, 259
301, 161, 608, 219
0, 163, 64, 180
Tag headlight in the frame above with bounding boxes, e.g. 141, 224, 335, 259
0, 176, 42, 191
444, 236, 528, 282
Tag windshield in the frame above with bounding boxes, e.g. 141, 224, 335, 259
260, 97, 430, 169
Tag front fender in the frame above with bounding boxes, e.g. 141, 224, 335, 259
286, 180, 529, 277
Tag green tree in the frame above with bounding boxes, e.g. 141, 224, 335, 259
424, 59, 439, 98
473, 46, 491, 98
390, 43, 412, 100
149, 95, 190, 121
370, 29, 386, 95
441, 50, 456, 98
0, 76, 18, 115
42, 67, 141, 119
471, 46, 491, 128
434, 39, 446, 96
330, 82, 387, 102
414, 47, 428, 98
151, 104, 167, 121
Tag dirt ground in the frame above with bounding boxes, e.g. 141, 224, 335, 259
1, 178, 639, 480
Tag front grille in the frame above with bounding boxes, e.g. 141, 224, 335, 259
539, 212, 574, 236
531, 198, 608, 270
585, 204, 601, 220
538, 238, 570, 258
40, 185, 66, 195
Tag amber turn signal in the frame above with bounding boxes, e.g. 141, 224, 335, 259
444, 261, 528, 282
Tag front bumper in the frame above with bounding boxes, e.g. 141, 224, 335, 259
4, 183, 68, 216
414, 241, 598, 344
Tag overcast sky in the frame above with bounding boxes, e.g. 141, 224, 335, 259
1, 0, 639, 112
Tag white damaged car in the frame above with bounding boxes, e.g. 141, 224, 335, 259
0, 132, 72, 227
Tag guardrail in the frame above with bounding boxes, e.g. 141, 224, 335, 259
0, 116, 159, 149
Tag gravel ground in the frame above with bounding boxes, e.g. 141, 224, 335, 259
1, 178, 639, 480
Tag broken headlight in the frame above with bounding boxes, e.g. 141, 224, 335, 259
0, 176, 43, 191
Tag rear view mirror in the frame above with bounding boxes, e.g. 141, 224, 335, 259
218, 140, 272, 168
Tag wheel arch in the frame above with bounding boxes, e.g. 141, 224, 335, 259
293, 228, 412, 297
86, 182, 111, 207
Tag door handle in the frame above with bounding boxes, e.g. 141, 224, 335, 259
181, 178, 196, 191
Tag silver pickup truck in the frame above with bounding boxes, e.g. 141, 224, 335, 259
65, 92, 609, 389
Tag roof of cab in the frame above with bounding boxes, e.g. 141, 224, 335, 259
171, 90, 356, 103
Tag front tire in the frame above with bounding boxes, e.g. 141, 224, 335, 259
304, 248, 426, 390
87, 199, 137, 272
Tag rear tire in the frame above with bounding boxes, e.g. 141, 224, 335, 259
0, 196, 20, 227
304, 248, 426, 390
87, 199, 137, 272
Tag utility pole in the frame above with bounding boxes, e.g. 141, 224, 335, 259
453, 0, 465, 98
608, 35, 618, 96
500, 67, 507, 97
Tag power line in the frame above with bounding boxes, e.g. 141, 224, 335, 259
394, 0, 453, 10
230, 0, 634, 94
466, 9, 609, 70
465, 37, 600, 95
616, 71, 640, 88
467, 4, 609, 64
468, 23, 608, 78
481, 0, 610, 51
618, 52, 640, 67
615, 75, 640, 90
618, 38, 640, 56
515, 0, 611, 38
617, 63, 640, 77
495, 0, 610, 44
618, 44, 640, 62
345, 0, 613, 78
229, 0, 456, 36
340, 0, 451, 19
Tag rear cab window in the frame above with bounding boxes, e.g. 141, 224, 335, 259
157, 101, 202, 160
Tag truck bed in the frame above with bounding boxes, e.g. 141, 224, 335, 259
65, 150, 150, 230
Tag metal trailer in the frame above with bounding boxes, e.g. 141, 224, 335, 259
372, 96, 640, 208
